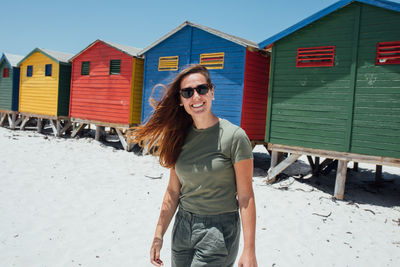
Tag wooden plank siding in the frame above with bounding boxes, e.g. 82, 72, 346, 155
241, 49, 270, 140
130, 58, 144, 124
69, 41, 134, 125
190, 27, 246, 126
350, 4, 400, 158
266, 4, 359, 152
141, 26, 191, 123
141, 25, 248, 127
0, 60, 14, 111
19, 52, 60, 116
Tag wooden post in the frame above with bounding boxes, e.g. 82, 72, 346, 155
334, 160, 348, 200
267, 153, 301, 182
115, 128, 128, 151
353, 162, 358, 172
375, 165, 382, 185
71, 123, 87, 138
20, 116, 30, 130
0, 113, 6, 126
270, 151, 279, 169
37, 118, 43, 133
95, 126, 105, 141
10, 113, 17, 130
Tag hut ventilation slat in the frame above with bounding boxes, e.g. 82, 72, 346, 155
376, 41, 400, 65
296, 46, 335, 67
158, 56, 179, 71
200, 52, 225, 69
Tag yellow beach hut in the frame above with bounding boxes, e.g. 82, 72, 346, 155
17, 48, 74, 136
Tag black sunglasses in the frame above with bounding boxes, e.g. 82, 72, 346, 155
180, 84, 210, 99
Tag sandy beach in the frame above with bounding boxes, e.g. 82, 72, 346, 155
0, 126, 399, 267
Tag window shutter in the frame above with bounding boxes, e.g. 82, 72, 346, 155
158, 56, 179, 71
3, 68, 9, 78
376, 41, 400, 65
200, 52, 224, 69
27, 65, 33, 77
109, 59, 121, 75
81, 61, 90, 75
296, 46, 335, 67
45, 64, 52, 76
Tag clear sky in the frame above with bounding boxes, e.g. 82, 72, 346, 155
1, 0, 399, 56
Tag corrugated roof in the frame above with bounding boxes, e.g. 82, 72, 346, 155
70, 39, 142, 61
258, 0, 400, 48
17, 48, 74, 66
139, 21, 258, 56
1, 53, 24, 67
40, 48, 74, 63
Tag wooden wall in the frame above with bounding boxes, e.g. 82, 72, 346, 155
19, 52, 60, 116
69, 41, 135, 125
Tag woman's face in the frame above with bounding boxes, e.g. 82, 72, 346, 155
179, 73, 214, 120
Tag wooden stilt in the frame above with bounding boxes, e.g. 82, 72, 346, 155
0, 113, 6, 126
334, 160, 348, 200
353, 162, 358, 172
115, 128, 129, 151
37, 118, 43, 133
267, 153, 301, 182
71, 123, 87, 137
60, 121, 72, 136
95, 125, 105, 141
49, 120, 58, 136
10, 113, 17, 130
7, 114, 12, 126
20, 116, 30, 130
375, 165, 382, 185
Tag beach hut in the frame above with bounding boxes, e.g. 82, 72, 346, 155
0, 53, 23, 129
139, 21, 270, 143
69, 40, 143, 150
17, 48, 74, 136
258, 0, 400, 198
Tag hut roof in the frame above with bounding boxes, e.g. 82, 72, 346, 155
258, 0, 400, 48
17, 48, 74, 66
1, 53, 24, 67
70, 39, 142, 62
138, 21, 258, 56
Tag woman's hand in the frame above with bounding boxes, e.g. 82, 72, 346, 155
238, 249, 258, 267
150, 237, 164, 266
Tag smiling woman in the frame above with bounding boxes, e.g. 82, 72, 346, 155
132, 64, 258, 267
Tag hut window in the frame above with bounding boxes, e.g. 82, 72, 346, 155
158, 56, 179, 71
200, 52, 225, 69
376, 41, 400, 65
109, 59, 121, 75
296, 46, 335, 67
2, 68, 9, 78
81, 61, 90, 75
27, 65, 33, 77
45, 64, 52, 76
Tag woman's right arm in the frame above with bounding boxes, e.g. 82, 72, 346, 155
150, 168, 181, 266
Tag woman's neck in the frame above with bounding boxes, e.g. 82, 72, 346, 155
192, 113, 219, 130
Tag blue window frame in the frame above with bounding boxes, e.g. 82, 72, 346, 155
27, 65, 33, 77
45, 64, 52, 76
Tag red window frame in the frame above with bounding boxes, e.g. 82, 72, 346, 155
376, 41, 400, 65
296, 46, 335, 67
3, 68, 9, 78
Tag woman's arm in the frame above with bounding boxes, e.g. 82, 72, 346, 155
234, 158, 258, 267
150, 168, 181, 266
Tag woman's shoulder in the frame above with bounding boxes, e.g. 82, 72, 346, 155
219, 118, 248, 138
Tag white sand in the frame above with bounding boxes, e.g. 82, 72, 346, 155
0, 127, 399, 267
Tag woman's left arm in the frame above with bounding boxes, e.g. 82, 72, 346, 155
234, 158, 258, 267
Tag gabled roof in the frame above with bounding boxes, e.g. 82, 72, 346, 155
0, 53, 24, 67
17, 48, 74, 66
70, 39, 142, 62
258, 0, 400, 48
139, 21, 258, 56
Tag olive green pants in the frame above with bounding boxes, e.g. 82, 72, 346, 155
171, 208, 240, 267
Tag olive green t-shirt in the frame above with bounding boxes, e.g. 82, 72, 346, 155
175, 118, 253, 215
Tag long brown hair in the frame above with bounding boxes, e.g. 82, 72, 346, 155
132, 64, 213, 168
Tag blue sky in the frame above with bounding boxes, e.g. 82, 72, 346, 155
1, 0, 400, 56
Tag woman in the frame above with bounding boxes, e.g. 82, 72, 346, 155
133, 65, 257, 267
